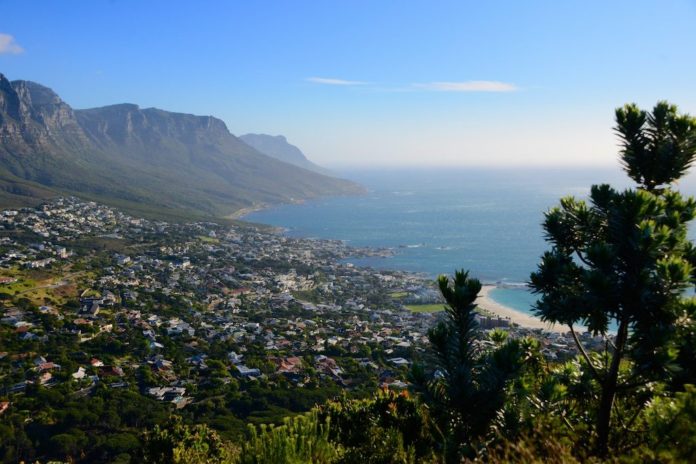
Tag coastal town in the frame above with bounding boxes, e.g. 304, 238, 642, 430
0, 198, 605, 433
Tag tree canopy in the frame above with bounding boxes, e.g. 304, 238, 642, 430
530, 101, 696, 456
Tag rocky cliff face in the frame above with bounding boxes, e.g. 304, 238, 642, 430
0, 76, 88, 155
0, 73, 363, 217
76, 104, 231, 148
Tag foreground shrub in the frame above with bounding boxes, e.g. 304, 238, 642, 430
141, 416, 238, 464
240, 410, 340, 464
319, 389, 437, 463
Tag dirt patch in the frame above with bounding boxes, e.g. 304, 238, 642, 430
54, 284, 78, 300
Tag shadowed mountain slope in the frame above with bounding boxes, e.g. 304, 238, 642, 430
0, 73, 364, 219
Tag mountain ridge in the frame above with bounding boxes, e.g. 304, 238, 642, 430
0, 73, 364, 219
240, 133, 334, 176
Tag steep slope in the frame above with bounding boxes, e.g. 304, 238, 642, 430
240, 133, 334, 176
0, 77, 113, 206
0, 73, 364, 218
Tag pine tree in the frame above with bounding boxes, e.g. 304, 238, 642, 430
427, 270, 541, 460
529, 101, 696, 456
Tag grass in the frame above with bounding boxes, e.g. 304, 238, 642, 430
405, 304, 495, 318
389, 291, 408, 298
18, 287, 56, 305
81, 289, 101, 298
0, 266, 78, 305
404, 303, 445, 313
0, 268, 37, 294
198, 235, 220, 244
1, 279, 35, 294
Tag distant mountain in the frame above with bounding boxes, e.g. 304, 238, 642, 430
240, 133, 334, 176
0, 73, 364, 219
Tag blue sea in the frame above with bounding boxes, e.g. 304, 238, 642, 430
245, 167, 696, 321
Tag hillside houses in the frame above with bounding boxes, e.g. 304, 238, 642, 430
0, 197, 598, 416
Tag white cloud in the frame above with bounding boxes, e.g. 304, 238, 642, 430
414, 80, 517, 92
0, 34, 24, 55
306, 77, 367, 86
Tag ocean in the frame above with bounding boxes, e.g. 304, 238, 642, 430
244, 167, 696, 320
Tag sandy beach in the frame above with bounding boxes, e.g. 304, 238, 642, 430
478, 285, 564, 332
226, 205, 267, 220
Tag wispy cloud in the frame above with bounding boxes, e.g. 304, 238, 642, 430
306, 77, 367, 86
305, 77, 518, 93
413, 80, 517, 92
0, 34, 24, 55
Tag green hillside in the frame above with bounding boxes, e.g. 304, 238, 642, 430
0, 75, 364, 220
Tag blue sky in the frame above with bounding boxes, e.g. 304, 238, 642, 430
1, 0, 695, 167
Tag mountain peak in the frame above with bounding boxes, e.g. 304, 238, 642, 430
11, 80, 64, 107
0, 76, 86, 155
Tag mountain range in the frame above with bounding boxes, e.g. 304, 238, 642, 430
0, 73, 363, 220
239, 133, 334, 176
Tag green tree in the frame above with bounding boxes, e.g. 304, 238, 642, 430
426, 270, 542, 461
529, 101, 696, 456
50, 429, 89, 460
101, 432, 141, 457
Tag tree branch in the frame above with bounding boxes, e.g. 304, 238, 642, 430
575, 250, 592, 267
561, 414, 575, 432
605, 333, 616, 351
625, 403, 645, 431
568, 323, 601, 381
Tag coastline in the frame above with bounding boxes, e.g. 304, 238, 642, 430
478, 285, 563, 332
228, 195, 563, 333
226, 204, 268, 220
228, 197, 311, 220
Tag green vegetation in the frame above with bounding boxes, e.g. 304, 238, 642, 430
0, 75, 364, 220
0, 267, 75, 306
234, 389, 435, 464
198, 235, 221, 244
221, 101, 696, 463
419, 271, 542, 460
240, 411, 338, 464
403, 303, 444, 313
142, 416, 239, 463
0, 176, 55, 210
0, 278, 34, 294
388, 291, 408, 298
2, 102, 696, 463
530, 101, 696, 457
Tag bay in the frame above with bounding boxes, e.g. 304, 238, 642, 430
245, 167, 696, 320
